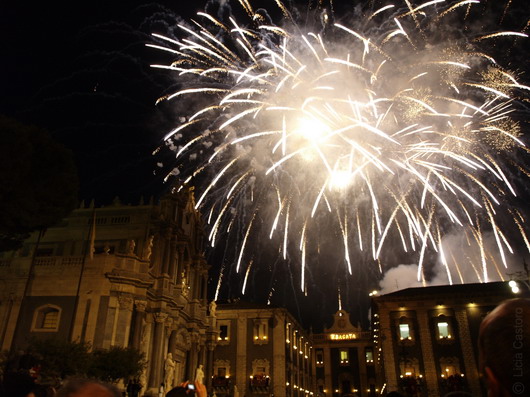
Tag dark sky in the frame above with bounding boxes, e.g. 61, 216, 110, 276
1, 0, 200, 203
2, 0, 530, 331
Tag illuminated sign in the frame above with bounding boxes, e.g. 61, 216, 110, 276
329, 333, 357, 340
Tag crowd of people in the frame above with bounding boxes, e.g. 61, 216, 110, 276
0, 298, 528, 397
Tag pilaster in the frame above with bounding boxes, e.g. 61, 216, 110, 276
455, 309, 481, 396
236, 316, 248, 395
417, 309, 439, 396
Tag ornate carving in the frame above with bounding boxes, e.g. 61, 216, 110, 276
190, 331, 201, 344
135, 300, 148, 312
214, 359, 231, 377
175, 328, 192, 350
251, 358, 270, 375
153, 312, 169, 323
118, 293, 134, 310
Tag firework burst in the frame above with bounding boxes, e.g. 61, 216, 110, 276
149, 0, 530, 296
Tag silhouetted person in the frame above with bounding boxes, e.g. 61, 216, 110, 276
1, 371, 35, 397
55, 379, 120, 397
479, 298, 530, 397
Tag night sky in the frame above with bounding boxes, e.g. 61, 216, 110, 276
2, 0, 530, 331
1, 1, 200, 203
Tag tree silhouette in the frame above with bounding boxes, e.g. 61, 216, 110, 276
0, 116, 79, 252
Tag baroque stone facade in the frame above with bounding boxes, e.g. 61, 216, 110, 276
0, 188, 217, 395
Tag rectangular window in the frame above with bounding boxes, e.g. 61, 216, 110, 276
316, 350, 324, 366
437, 322, 450, 338
340, 350, 349, 364
217, 321, 230, 343
399, 324, 410, 339
365, 348, 374, 363
253, 319, 268, 343
217, 367, 226, 377
219, 325, 228, 340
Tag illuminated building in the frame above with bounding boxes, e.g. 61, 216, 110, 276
372, 282, 522, 397
312, 310, 380, 397
0, 189, 216, 395
212, 302, 314, 397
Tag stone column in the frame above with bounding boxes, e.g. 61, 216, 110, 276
115, 293, 134, 347
417, 310, 440, 396
187, 332, 200, 383
165, 317, 174, 353
206, 341, 216, 390
202, 272, 208, 305
455, 309, 481, 396
169, 238, 177, 281
168, 329, 177, 357
176, 247, 184, 285
151, 234, 161, 269
132, 300, 147, 349
139, 314, 153, 396
162, 235, 171, 275
149, 312, 169, 390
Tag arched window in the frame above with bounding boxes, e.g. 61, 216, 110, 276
31, 305, 61, 332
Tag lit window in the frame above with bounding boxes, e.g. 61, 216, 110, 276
31, 305, 61, 332
254, 319, 268, 344
316, 350, 324, 366
437, 322, 450, 338
217, 321, 230, 343
365, 348, 374, 363
399, 324, 410, 340
220, 325, 229, 340
340, 350, 349, 364
42, 310, 59, 329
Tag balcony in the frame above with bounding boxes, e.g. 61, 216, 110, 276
250, 374, 270, 393
212, 375, 231, 391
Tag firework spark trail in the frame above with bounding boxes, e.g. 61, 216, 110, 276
151, 0, 530, 293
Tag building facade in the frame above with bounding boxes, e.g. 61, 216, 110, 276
212, 302, 315, 397
312, 310, 379, 397
0, 188, 216, 395
372, 282, 521, 397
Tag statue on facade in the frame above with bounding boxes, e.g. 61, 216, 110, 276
164, 353, 176, 388
127, 239, 136, 255
181, 269, 189, 297
195, 364, 204, 384
144, 235, 154, 260
209, 301, 217, 317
